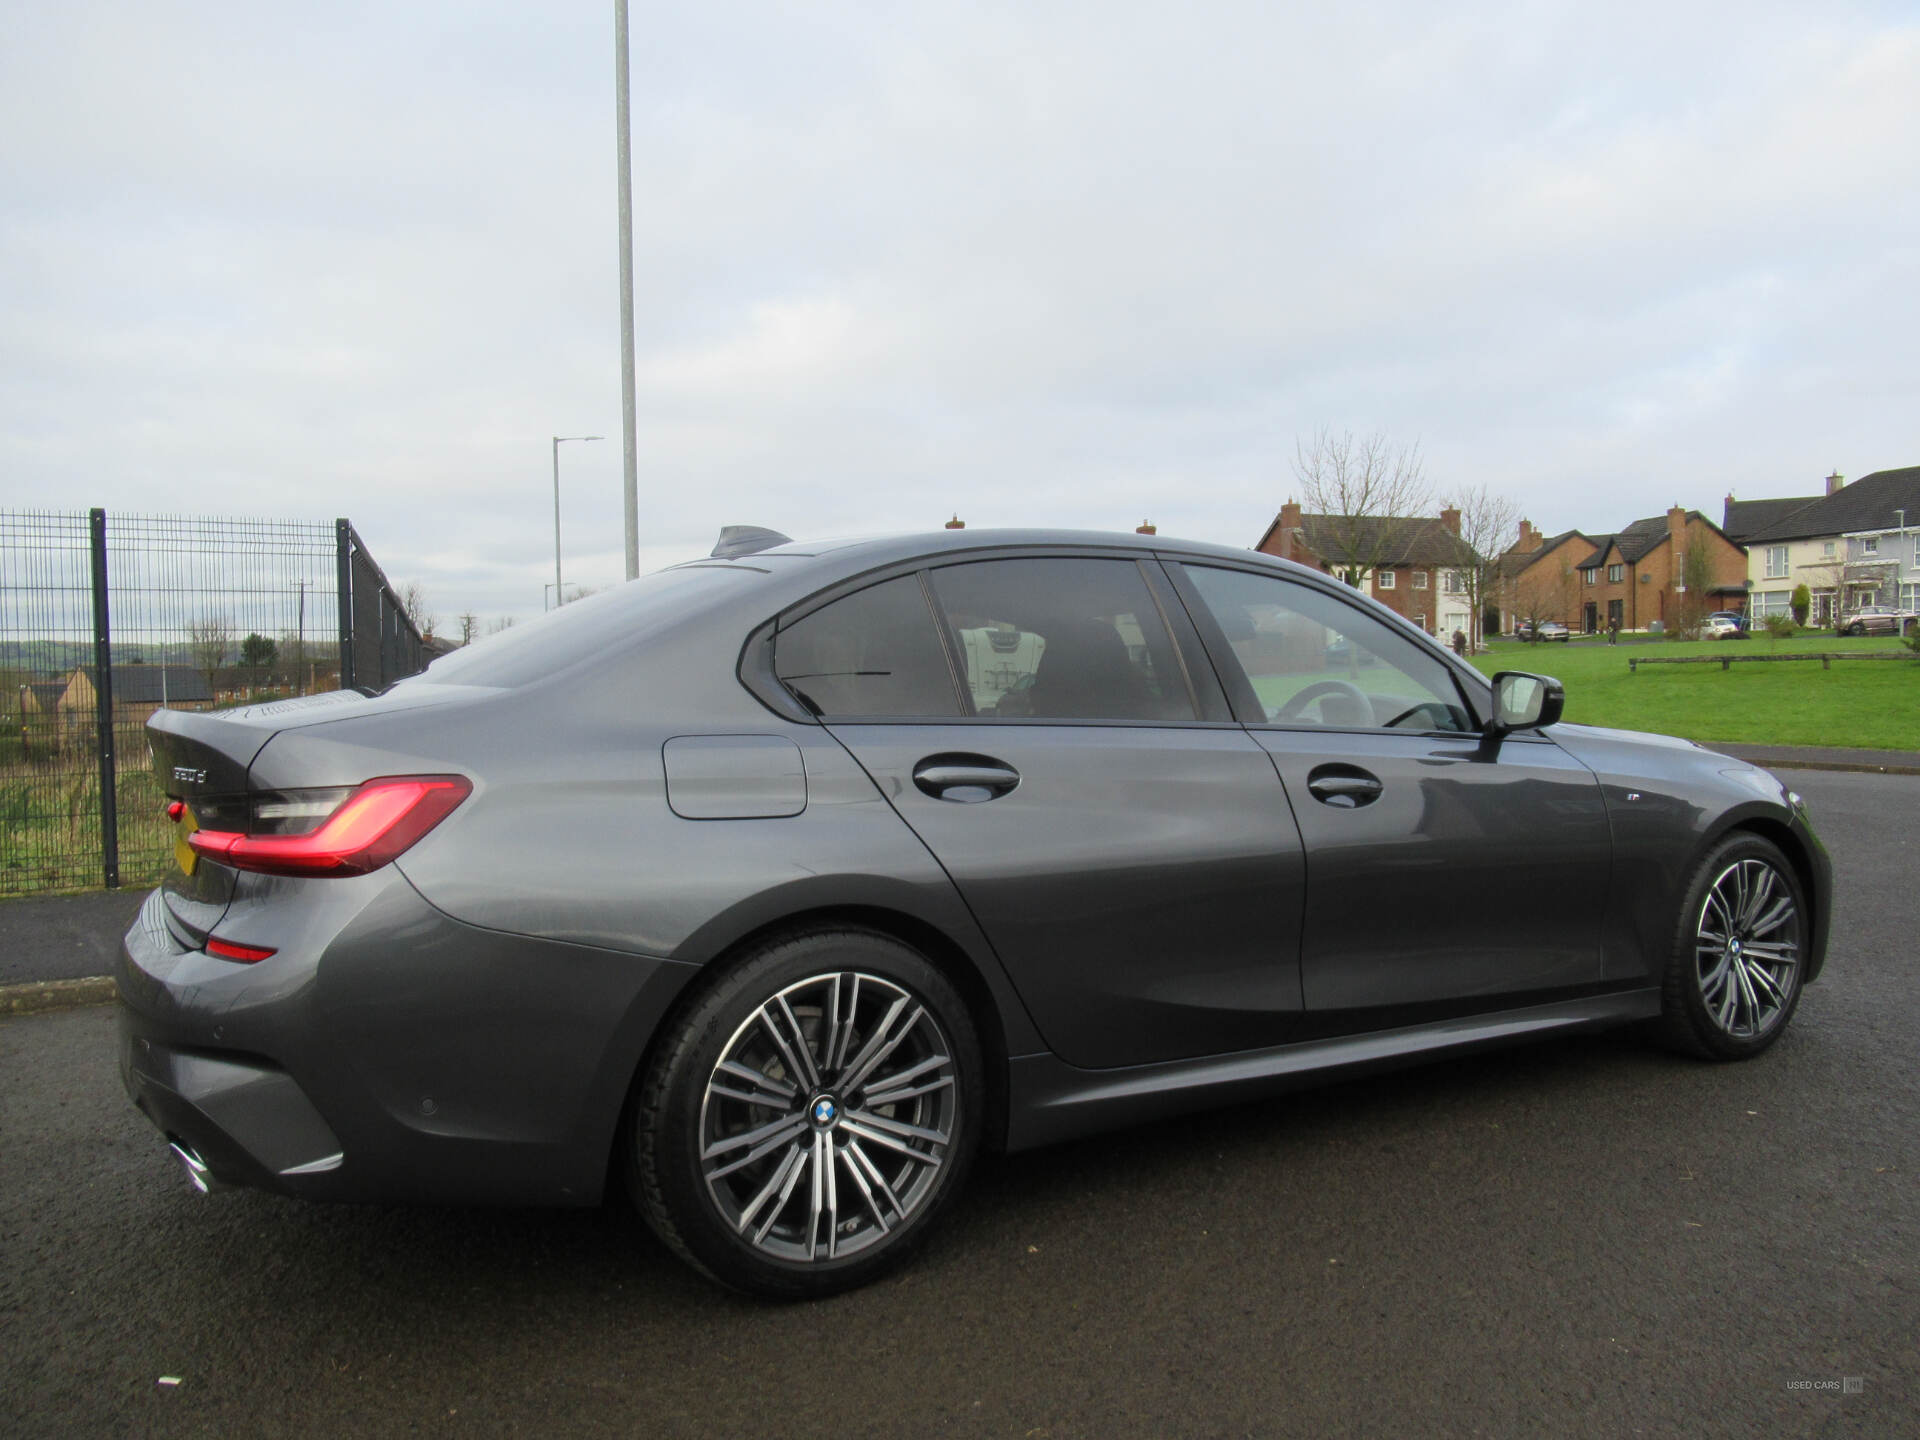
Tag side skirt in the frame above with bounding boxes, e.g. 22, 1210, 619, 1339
1003, 988, 1662, 1152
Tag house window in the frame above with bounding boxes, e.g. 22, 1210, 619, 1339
1764, 545, 1790, 579
1444, 570, 1464, 594
1583, 569, 1597, 586
1822, 541, 1836, 557
1378, 569, 1395, 590
1607, 563, 1623, 583
1755, 590, 1792, 617
1414, 612, 1427, 632
1903, 582, 1919, 613
1862, 537, 1879, 556
1412, 570, 1428, 589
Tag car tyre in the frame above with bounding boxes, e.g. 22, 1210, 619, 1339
1655, 833, 1808, 1061
628, 927, 983, 1299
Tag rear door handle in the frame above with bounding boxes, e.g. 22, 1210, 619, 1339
1306, 766, 1382, 808
912, 755, 1020, 803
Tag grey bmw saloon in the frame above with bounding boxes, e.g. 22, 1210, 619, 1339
119, 528, 1831, 1296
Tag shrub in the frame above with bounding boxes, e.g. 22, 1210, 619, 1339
1790, 584, 1810, 626
1762, 613, 1796, 644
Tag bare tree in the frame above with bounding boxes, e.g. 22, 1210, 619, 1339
399, 581, 436, 640
1673, 529, 1715, 640
1291, 427, 1434, 585
486, 615, 517, 635
1512, 558, 1580, 638
187, 614, 233, 682
1444, 484, 1522, 650
457, 611, 480, 647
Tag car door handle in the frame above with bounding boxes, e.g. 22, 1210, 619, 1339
1306, 766, 1383, 809
912, 755, 1021, 803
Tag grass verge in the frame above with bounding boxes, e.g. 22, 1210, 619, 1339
1471, 634, 1918, 749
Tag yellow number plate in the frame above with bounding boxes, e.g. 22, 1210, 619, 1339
174, 807, 199, 877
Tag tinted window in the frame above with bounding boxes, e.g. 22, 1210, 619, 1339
928, 559, 1194, 721
1184, 565, 1472, 732
775, 575, 962, 718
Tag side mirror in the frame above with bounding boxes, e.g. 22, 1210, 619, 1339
1487, 671, 1565, 737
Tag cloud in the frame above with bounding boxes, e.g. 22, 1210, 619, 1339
2, 1, 1916, 624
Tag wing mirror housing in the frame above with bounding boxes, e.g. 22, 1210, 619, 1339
1485, 671, 1565, 741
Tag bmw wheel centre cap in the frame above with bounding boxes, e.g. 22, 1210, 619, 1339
810, 1095, 839, 1128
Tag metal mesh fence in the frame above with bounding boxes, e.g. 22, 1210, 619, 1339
0, 508, 418, 896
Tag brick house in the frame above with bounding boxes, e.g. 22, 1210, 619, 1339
1255, 502, 1479, 637
1498, 522, 1599, 634
1572, 509, 1748, 634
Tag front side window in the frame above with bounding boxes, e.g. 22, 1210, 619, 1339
928, 558, 1194, 722
1182, 565, 1474, 733
774, 575, 961, 719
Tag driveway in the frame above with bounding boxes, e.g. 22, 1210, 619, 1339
2, 771, 1913, 1437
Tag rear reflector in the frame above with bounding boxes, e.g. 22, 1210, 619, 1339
188, 775, 472, 878
205, 937, 277, 963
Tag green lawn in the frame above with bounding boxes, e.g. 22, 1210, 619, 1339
1471, 634, 1919, 750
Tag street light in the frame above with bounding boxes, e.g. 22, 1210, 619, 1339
552, 435, 603, 609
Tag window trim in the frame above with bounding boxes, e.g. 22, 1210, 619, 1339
753, 545, 1241, 728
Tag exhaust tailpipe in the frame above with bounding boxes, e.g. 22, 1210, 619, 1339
168, 1140, 229, 1194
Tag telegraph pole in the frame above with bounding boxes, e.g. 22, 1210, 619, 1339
615, 0, 640, 580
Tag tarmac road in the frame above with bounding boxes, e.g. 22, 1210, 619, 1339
1, 770, 1914, 1437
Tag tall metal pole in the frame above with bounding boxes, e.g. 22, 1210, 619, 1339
615, 0, 640, 580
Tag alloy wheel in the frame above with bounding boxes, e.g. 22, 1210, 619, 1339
1694, 857, 1800, 1039
697, 971, 959, 1263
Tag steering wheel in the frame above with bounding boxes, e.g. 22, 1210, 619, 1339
1381, 700, 1456, 731
1273, 678, 1370, 723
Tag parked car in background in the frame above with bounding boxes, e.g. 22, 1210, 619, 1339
1838, 604, 1912, 637
119, 527, 1833, 1297
1530, 620, 1571, 643
1703, 613, 1747, 640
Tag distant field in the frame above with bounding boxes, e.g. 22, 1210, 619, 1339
1471, 634, 1918, 750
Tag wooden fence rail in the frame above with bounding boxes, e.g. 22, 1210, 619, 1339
1628, 653, 1915, 674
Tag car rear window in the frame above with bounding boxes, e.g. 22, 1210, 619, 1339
413, 565, 755, 690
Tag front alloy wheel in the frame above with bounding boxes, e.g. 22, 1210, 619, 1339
631, 929, 982, 1297
1659, 834, 1807, 1059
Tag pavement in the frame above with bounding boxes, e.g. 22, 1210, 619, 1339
3, 766, 1913, 1437
1, 743, 1914, 1008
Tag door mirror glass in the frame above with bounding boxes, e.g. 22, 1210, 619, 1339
1489, 671, 1564, 733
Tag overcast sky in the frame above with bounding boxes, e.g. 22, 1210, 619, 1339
4, 1, 1916, 626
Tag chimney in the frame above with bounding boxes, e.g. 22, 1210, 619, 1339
944, 515, 965, 530
1439, 505, 1461, 536
1276, 499, 1303, 561
1826, 471, 1844, 496
1515, 518, 1541, 552
1668, 506, 1689, 586
1136, 521, 1157, 535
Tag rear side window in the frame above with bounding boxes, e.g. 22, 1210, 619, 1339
928, 558, 1194, 721
774, 575, 962, 718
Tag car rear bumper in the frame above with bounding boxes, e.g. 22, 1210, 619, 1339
117, 879, 701, 1207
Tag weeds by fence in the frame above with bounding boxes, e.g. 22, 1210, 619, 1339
1, 508, 423, 896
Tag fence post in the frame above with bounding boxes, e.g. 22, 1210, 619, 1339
89, 508, 119, 889
335, 518, 354, 692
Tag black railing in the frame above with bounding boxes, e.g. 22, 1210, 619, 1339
0, 508, 424, 895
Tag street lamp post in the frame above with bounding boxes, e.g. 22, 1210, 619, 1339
551, 434, 603, 609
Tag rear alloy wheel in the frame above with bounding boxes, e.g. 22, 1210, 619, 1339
1658, 834, 1807, 1059
630, 929, 982, 1297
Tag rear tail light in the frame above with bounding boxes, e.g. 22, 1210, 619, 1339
186, 775, 472, 878
205, 937, 277, 963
